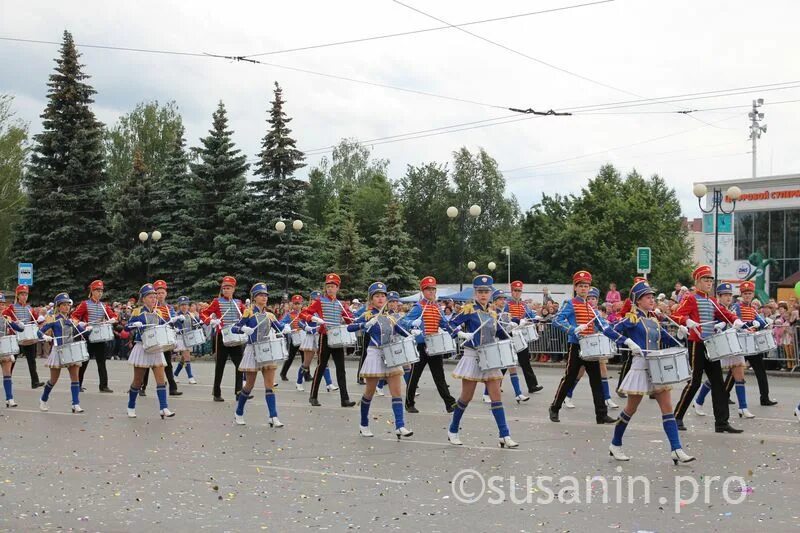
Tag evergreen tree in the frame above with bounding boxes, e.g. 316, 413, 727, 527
185, 102, 249, 298
0, 95, 28, 283
333, 217, 368, 298
11, 31, 110, 298
372, 201, 418, 293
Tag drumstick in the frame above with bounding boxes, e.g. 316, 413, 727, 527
708, 298, 735, 326
457, 317, 490, 348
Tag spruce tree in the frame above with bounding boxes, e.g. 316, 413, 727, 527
185, 102, 249, 298
372, 201, 419, 293
11, 31, 110, 299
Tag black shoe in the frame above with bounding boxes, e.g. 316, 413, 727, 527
169, 390, 183, 396
139, 389, 147, 397
727, 398, 735, 405
548, 406, 560, 422
715, 423, 744, 434
530, 385, 544, 393
357, 379, 365, 385
597, 415, 617, 424
80, 387, 87, 392
303, 369, 312, 381
31, 381, 44, 389
760, 398, 778, 406
99, 387, 114, 393
341, 400, 356, 408
445, 403, 455, 413
406, 403, 419, 413
677, 419, 686, 431
309, 397, 321, 407
280, 374, 288, 382
213, 395, 224, 402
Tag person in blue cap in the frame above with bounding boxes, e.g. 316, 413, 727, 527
296, 290, 336, 393
0, 293, 27, 408
346, 282, 413, 439
124, 284, 178, 419
38, 293, 88, 413
480, 289, 528, 404
692, 282, 757, 419
173, 296, 201, 385
447, 275, 518, 448
608, 280, 695, 464
374, 291, 412, 396
230, 282, 291, 427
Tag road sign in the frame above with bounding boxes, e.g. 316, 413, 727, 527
17, 263, 33, 286
636, 247, 651, 275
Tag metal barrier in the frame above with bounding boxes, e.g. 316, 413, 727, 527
529, 322, 569, 355
762, 324, 799, 372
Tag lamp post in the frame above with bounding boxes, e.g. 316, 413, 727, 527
502, 246, 511, 291
447, 204, 481, 291
138, 230, 162, 280
275, 219, 303, 297
693, 184, 742, 287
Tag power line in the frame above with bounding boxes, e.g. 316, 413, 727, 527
0, 36, 208, 57
573, 97, 800, 115
242, 0, 615, 57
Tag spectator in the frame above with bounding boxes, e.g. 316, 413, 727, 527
605, 282, 621, 305
671, 282, 683, 303
542, 286, 554, 305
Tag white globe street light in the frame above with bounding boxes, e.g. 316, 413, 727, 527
446, 206, 459, 219
275, 221, 286, 233
467, 261, 476, 271
692, 183, 708, 198
138, 231, 148, 243
151, 230, 162, 242
726, 186, 742, 200
469, 204, 481, 217
488, 261, 496, 271
292, 219, 304, 231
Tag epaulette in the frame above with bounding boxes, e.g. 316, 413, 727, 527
624, 311, 639, 324
461, 303, 475, 314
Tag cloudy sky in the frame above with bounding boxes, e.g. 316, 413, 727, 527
2, 0, 798, 217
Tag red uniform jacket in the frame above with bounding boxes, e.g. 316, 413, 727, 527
200, 297, 245, 333
2, 305, 40, 323
71, 300, 118, 323
298, 298, 353, 336
671, 290, 738, 343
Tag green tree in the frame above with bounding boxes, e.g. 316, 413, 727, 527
372, 201, 418, 292
0, 95, 28, 284
304, 166, 330, 225
353, 172, 393, 246
11, 31, 111, 298
327, 138, 388, 190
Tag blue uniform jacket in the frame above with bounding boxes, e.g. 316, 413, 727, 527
230, 306, 283, 344
553, 298, 617, 345
611, 310, 680, 351
125, 306, 169, 343
41, 314, 89, 344
448, 302, 509, 349
347, 308, 409, 347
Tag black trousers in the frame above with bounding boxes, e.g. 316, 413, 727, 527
356, 331, 368, 382
211, 333, 243, 398
674, 340, 729, 426
142, 350, 179, 392
13, 343, 41, 386
280, 340, 300, 378
309, 335, 349, 402
551, 343, 607, 420
405, 343, 455, 408
725, 353, 771, 401
516, 348, 539, 390
79, 341, 110, 389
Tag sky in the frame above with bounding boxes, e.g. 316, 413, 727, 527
1, 0, 799, 218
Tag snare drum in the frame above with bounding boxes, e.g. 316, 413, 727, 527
0, 335, 20, 357
253, 337, 288, 364
425, 331, 456, 355
290, 330, 304, 347
704, 328, 743, 361
327, 325, 357, 348
646, 347, 690, 385
737, 332, 758, 356
753, 329, 777, 353
142, 325, 177, 353
511, 328, 528, 352
476, 340, 518, 371
88, 322, 115, 343
180, 328, 206, 348
16, 323, 40, 346
56, 340, 90, 365
221, 325, 248, 347
381, 336, 420, 367
300, 332, 319, 351
579, 333, 615, 361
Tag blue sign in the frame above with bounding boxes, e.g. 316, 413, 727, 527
17, 263, 33, 286
702, 213, 732, 234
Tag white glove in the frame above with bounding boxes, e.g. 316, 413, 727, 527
15, 321, 25, 329
410, 328, 422, 336
733, 319, 746, 330
78, 321, 86, 328
42, 335, 53, 342
136, 322, 146, 329
766, 317, 774, 327
365, 317, 379, 329
210, 318, 221, 328
457, 330, 474, 341
685, 319, 700, 331
36, 315, 45, 324
518, 318, 529, 327
108, 317, 118, 324
83, 325, 93, 332
411, 318, 422, 328
241, 326, 254, 335
282, 324, 291, 334
714, 322, 726, 333
311, 316, 325, 325
303, 325, 314, 333
750, 321, 761, 330
176, 315, 185, 322
574, 324, 588, 334
624, 338, 643, 356
653, 308, 663, 316
677, 325, 689, 338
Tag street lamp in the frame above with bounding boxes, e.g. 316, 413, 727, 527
502, 246, 511, 291
275, 219, 304, 296
467, 261, 476, 271
447, 204, 481, 290
694, 184, 741, 287
138, 230, 162, 279
488, 261, 497, 272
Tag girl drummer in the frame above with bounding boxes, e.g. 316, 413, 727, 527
230, 283, 291, 427
609, 281, 695, 464
375, 291, 411, 396
2, 285, 46, 389
173, 296, 199, 385
1, 294, 27, 408
346, 282, 413, 439
482, 289, 528, 404
38, 293, 87, 413
447, 275, 518, 449
124, 283, 178, 419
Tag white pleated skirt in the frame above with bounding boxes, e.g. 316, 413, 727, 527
452, 348, 503, 382
720, 354, 746, 369
173, 337, 187, 352
0, 354, 15, 364
45, 349, 81, 368
239, 344, 278, 372
359, 346, 404, 379
618, 354, 671, 396
128, 343, 167, 368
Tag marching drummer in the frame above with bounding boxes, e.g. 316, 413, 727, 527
298, 273, 356, 408
615, 276, 648, 399
2, 285, 46, 389
482, 289, 528, 404
173, 296, 200, 385
505, 281, 543, 394
38, 293, 86, 413
147, 280, 182, 397
200, 276, 246, 402
230, 283, 290, 427
296, 291, 337, 393
549, 271, 618, 425
672, 265, 745, 433
1, 294, 27, 408
278, 294, 304, 383
71, 279, 117, 393
732, 280, 776, 407
447, 275, 518, 448
562, 287, 610, 409
346, 282, 413, 439
608, 280, 696, 464
374, 291, 411, 396
124, 283, 178, 419
399, 276, 457, 414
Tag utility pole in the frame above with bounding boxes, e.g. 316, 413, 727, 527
748, 99, 767, 178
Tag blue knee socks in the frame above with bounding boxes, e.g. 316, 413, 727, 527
510, 373, 522, 396
174, 362, 183, 377
70, 381, 80, 406
696, 380, 711, 406
601, 377, 611, 401
156, 384, 168, 410
735, 380, 747, 409
296, 366, 304, 384
41, 381, 54, 402
360, 395, 371, 426
449, 399, 468, 433
265, 388, 277, 418
128, 387, 139, 409
403, 368, 411, 384
377, 379, 386, 389
236, 387, 251, 416
662, 413, 682, 451
567, 378, 580, 398
3, 376, 12, 401
490, 401, 510, 438
612, 410, 632, 446
392, 397, 405, 429
185, 363, 193, 379
323, 368, 332, 386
